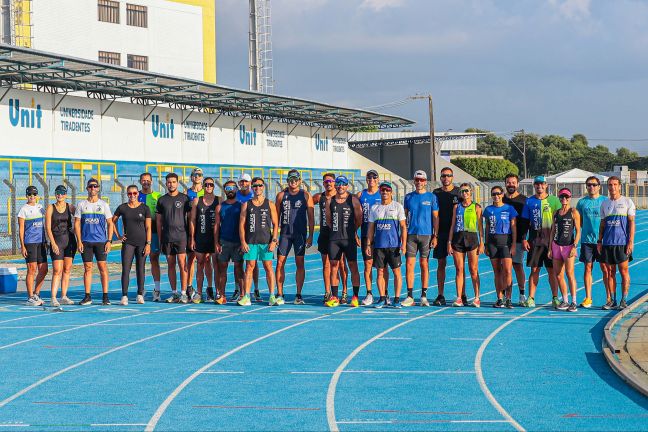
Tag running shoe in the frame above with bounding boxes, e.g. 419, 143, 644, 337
120, 296, 128, 306
350, 295, 360, 307
215, 294, 227, 305
229, 289, 240, 302
518, 294, 527, 307
602, 300, 616, 310
618, 299, 627, 310
361, 292, 374, 306
269, 294, 278, 306
461, 294, 468, 305
253, 290, 262, 303
152, 290, 161, 302
373, 298, 387, 309
401, 296, 415, 307
470, 298, 481, 308
432, 295, 446, 306
392, 299, 402, 309
60, 296, 74, 305
493, 298, 505, 308
51, 298, 60, 308
568, 302, 577, 312
186, 285, 194, 300
191, 292, 202, 304
102, 295, 111, 306
294, 296, 306, 305
579, 298, 592, 309
505, 299, 513, 309
552, 296, 561, 309
275, 296, 285, 306
385, 297, 393, 307
420, 296, 430, 307
525, 297, 536, 308
180, 293, 189, 304
557, 301, 570, 311
136, 295, 145, 304
452, 298, 464, 307
206, 287, 215, 302
79, 294, 92, 306
165, 292, 180, 303
340, 292, 348, 305
237, 295, 251, 306
323, 292, 331, 304
325, 296, 340, 307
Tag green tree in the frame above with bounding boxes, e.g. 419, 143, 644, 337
614, 147, 639, 166
453, 158, 519, 181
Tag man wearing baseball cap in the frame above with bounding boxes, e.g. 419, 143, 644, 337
521, 175, 561, 307
403, 170, 439, 306
185, 167, 206, 301
233, 172, 261, 302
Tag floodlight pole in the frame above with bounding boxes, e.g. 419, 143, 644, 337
510, 129, 527, 179
410, 94, 437, 181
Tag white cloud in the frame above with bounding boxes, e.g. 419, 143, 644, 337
548, 0, 591, 21
359, 0, 406, 12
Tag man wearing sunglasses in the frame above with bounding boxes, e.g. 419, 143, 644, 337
18, 185, 48, 306
138, 172, 162, 301
214, 180, 244, 304
357, 169, 386, 306
185, 167, 205, 301
576, 175, 607, 308
313, 172, 348, 303
521, 175, 561, 308
326, 175, 363, 307
403, 170, 439, 306
432, 167, 463, 306
239, 177, 279, 306
275, 169, 314, 305
366, 181, 407, 308
75, 179, 114, 306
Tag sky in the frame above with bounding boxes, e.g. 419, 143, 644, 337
216, 0, 648, 155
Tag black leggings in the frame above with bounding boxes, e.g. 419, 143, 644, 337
121, 243, 146, 296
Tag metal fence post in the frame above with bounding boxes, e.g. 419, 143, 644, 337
34, 173, 49, 206
114, 178, 127, 204
63, 179, 77, 205
3, 179, 17, 255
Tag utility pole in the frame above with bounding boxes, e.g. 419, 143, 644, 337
410, 94, 437, 181
510, 129, 528, 179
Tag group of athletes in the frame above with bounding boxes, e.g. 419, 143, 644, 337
16, 165, 635, 311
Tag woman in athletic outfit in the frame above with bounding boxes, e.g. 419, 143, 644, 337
113, 185, 151, 305
190, 177, 218, 303
45, 185, 77, 306
482, 186, 518, 308
548, 188, 581, 312
448, 184, 483, 307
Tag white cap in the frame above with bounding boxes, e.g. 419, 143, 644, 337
239, 173, 251, 182
414, 170, 427, 180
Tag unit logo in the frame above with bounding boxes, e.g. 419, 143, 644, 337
315, 133, 329, 152
239, 125, 257, 146
152, 113, 175, 139
8, 98, 42, 129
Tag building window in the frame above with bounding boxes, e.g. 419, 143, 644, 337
98, 51, 121, 65
98, 0, 120, 24
127, 54, 148, 71
126, 4, 148, 28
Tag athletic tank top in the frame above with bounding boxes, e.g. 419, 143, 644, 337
553, 208, 575, 246
195, 197, 218, 239
51, 203, 74, 238
279, 189, 307, 237
359, 189, 381, 238
219, 201, 242, 243
454, 202, 478, 233
330, 194, 356, 241
245, 198, 272, 244
319, 194, 332, 235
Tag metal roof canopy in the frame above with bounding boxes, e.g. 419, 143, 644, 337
348, 133, 485, 150
0, 44, 414, 131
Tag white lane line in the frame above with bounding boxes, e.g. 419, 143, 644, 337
200, 371, 244, 375
292, 370, 474, 375
377, 337, 411, 340
336, 419, 510, 424
451, 337, 485, 341
145, 306, 356, 432
474, 255, 648, 432
90, 424, 147, 427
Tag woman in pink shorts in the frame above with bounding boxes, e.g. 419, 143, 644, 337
548, 188, 581, 312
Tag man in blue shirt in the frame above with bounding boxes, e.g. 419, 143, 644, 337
232, 173, 259, 301
403, 170, 439, 306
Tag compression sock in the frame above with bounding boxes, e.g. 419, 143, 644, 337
421, 287, 428, 297
353, 286, 360, 297
379, 296, 386, 302
332, 286, 339, 298
394, 296, 400, 303
407, 288, 413, 298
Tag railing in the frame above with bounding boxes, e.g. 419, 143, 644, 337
218, 166, 264, 184
0, 157, 33, 184
43, 159, 118, 191
145, 163, 200, 187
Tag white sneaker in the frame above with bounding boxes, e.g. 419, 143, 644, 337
518, 294, 527, 307
152, 290, 161, 302
26, 295, 43, 306
136, 295, 145, 304
180, 293, 189, 304
60, 296, 74, 305
51, 298, 60, 307
120, 296, 128, 306
420, 296, 430, 307
361, 293, 374, 306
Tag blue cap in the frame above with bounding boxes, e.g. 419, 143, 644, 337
533, 175, 546, 184
54, 185, 67, 195
379, 181, 393, 189
335, 175, 349, 185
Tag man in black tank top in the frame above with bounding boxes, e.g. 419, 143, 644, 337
324, 175, 363, 307
238, 177, 279, 306
274, 169, 314, 305
189, 177, 219, 304
313, 172, 349, 303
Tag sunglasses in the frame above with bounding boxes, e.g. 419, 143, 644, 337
414, 178, 426, 182
586, 183, 600, 187
559, 194, 571, 199
252, 183, 264, 188
323, 179, 335, 184
440, 174, 453, 178
203, 183, 215, 187
335, 182, 348, 187
193, 173, 203, 177
491, 192, 503, 196
366, 175, 378, 180
224, 186, 237, 192
88, 184, 99, 189
55, 192, 66, 196
26, 193, 37, 197
127, 191, 139, 196
460, 189, 471, 194
380, 188, 392, 192
288, 178, 300, 183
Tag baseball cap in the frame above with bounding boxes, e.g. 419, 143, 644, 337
54, 185, 67, 195
287, 169, 301, 180
191, 167, 203, 176
379, 181, 393, 189
414, 170, 427, 180
558, 188, 572, 197
86, 178, 99, 187
239, 173, 251, 182
335, 175, 349, 186
533, 175, 546, 184
366, 169, 379, 178
25, 185, 38, 195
